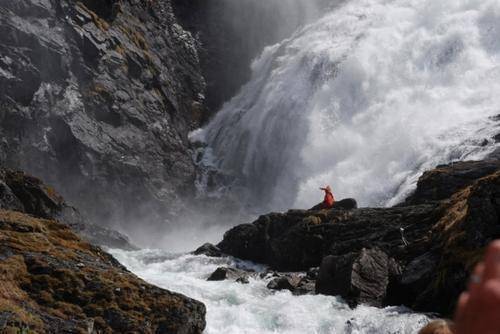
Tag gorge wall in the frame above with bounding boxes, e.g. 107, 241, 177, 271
172, 0, 334, 116
0, 0, 206, 237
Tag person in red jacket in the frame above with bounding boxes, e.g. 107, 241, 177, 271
320, 185, 335, 209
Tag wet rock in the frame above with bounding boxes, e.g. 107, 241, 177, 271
207, 267, 249, 283
0, 210, 206, 333
193, 243, 223, 257
267, 276, 300, 292
404, 160, 500, 205
307, 267, 320, 280
333, 198, 358, 210
293, 278, 317, 296
316, 248, 392, 307
219, 203, 438, 271
385, 252, 439, 307
266, 274, 316, 295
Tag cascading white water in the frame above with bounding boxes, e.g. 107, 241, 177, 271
193, 0, 500, 211
111, 249, 430, 334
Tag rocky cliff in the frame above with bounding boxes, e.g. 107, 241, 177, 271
0, 167, 135, 249
172, 0, 330, 116
0, 168, 206, 333
217, 160, 500, 315
0, 0, 206, 234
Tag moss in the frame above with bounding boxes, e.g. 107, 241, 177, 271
76, 2, 110, 31
0, 210, 205, 333
115, 44, 126, 56
119, 25, 149, 50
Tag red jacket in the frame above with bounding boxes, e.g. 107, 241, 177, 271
323, 189, 335, 208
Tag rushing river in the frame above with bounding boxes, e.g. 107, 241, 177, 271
110, 249, 430, 334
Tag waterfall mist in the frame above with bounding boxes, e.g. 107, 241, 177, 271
195, 0, 500, 215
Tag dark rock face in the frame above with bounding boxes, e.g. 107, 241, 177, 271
0, 0, 206, 233
0, 168, 135, 249
404, 160, 500, 205
218, 204, 439, 271
218, 160, 500, 315
267, 276, 300, 292
316, 249, 393, 307
0, 209, 206, 333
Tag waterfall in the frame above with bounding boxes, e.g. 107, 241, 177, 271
193, 0, 500, 212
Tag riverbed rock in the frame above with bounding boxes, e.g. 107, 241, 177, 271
0, 0, 206, 235
266, 274, 316, 295
207, 267, 250, 283
0, 209, 206, 333
218, 160, 500, 315
193, 243, 223, 257
316, 249, 393, 307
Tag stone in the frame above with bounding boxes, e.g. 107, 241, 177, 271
333, 198, 358, 210
316, 249, 391, 307
207, 267, 250, 283
267, 276, 299, 292
193, 243, 223, 257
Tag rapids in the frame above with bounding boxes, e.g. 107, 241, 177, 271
110, 249, 430, 334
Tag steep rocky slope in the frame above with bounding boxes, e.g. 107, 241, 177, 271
0, 168, 206, 333
0, 0, 206, 232
217, 160, 500, 315
0, 210, 206, 333
0, 167, 134, 249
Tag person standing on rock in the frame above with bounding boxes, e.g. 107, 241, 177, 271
320, 185, 335, 209
310, 185, 357, 211
308, 185, 336, 211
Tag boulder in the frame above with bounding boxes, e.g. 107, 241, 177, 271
207, 267, 250, 283
193, 243, 223, 257
267, 276, 300, 292
316, 248, 392, 307
266, 273, 315, 295
333, 198, 358, 210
